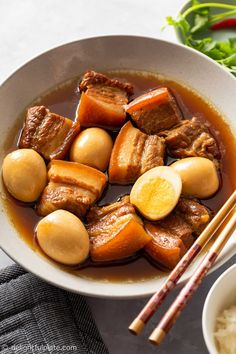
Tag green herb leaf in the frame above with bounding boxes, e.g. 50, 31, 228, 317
191, 0, 209, 16
229, 38, 236, 49
208, 48, 226, 60
219, 53, 236, 66
164, 2, 236, 74
191, 13, 209, 34
179, 16, 191, 33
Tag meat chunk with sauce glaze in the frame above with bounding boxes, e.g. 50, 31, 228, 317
160, 117, 219, 162
144, 197, 211, 269
109, 121, 165, 184
86, 196, 151, 262
77, 71, 134, 129
19, 106, 80, 160
175, 197, 211, 235
126, 87, 182, 134
158, 213, 194, 249
145, 223, 187, 270
37, 160, 107, 218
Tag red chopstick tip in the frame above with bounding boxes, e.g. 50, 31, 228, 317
128, 318, 145, 335
149, 327, 166, 345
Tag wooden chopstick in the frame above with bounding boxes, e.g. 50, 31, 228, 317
129, 190, 236, 335
149, 207, 236, 345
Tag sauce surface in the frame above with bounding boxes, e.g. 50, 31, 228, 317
3, 70, 236, 283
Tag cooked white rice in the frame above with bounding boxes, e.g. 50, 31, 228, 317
214, 305, 236, 354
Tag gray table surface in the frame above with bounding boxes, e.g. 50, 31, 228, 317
0, 1, 235, 353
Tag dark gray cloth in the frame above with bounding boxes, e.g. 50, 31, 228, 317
0, 265, 109, 354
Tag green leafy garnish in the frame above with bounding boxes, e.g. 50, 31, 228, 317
164, 1, 236, 73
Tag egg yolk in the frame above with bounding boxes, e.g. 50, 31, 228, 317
133, 177, 175, 218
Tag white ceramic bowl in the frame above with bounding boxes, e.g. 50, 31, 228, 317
0, 36, 236, 298
202, 264, 236, 354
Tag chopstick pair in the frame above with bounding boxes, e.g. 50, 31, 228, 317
129, 190, 236, 345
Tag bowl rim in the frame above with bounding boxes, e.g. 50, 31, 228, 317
0, 35, 235, 298
202, 263, 236, 354
0, 34, 235, 90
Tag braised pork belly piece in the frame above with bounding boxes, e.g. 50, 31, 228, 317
144, 197, 211, 269
145, 223, 187, 270
158, 213, 194, 249
19, 106, 80, 160
160, 117, 220, 162
86, 196, 151, 262
77, 70, 133, 129
109, 121, 165, 184
37, 160, 107, 218
125, 87, 182, 134
175, 197, 211, 235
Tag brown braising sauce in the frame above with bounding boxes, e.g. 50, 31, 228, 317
2, 71, 236, 283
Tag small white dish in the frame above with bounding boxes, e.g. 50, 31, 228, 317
202, 264, 236, 354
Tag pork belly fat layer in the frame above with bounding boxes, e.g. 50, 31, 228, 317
19, 106, 80, 160
109, 121, 165, 184
87, 196, 151, 262
37, 160, 107, 218
144, 197, 210, 269
126, 87, 182, 134
77, 71, 133, 129
145, 223, 186, 270
160, 117, 220, 162
87, 196, 142, 242
158, 213, 194, 249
